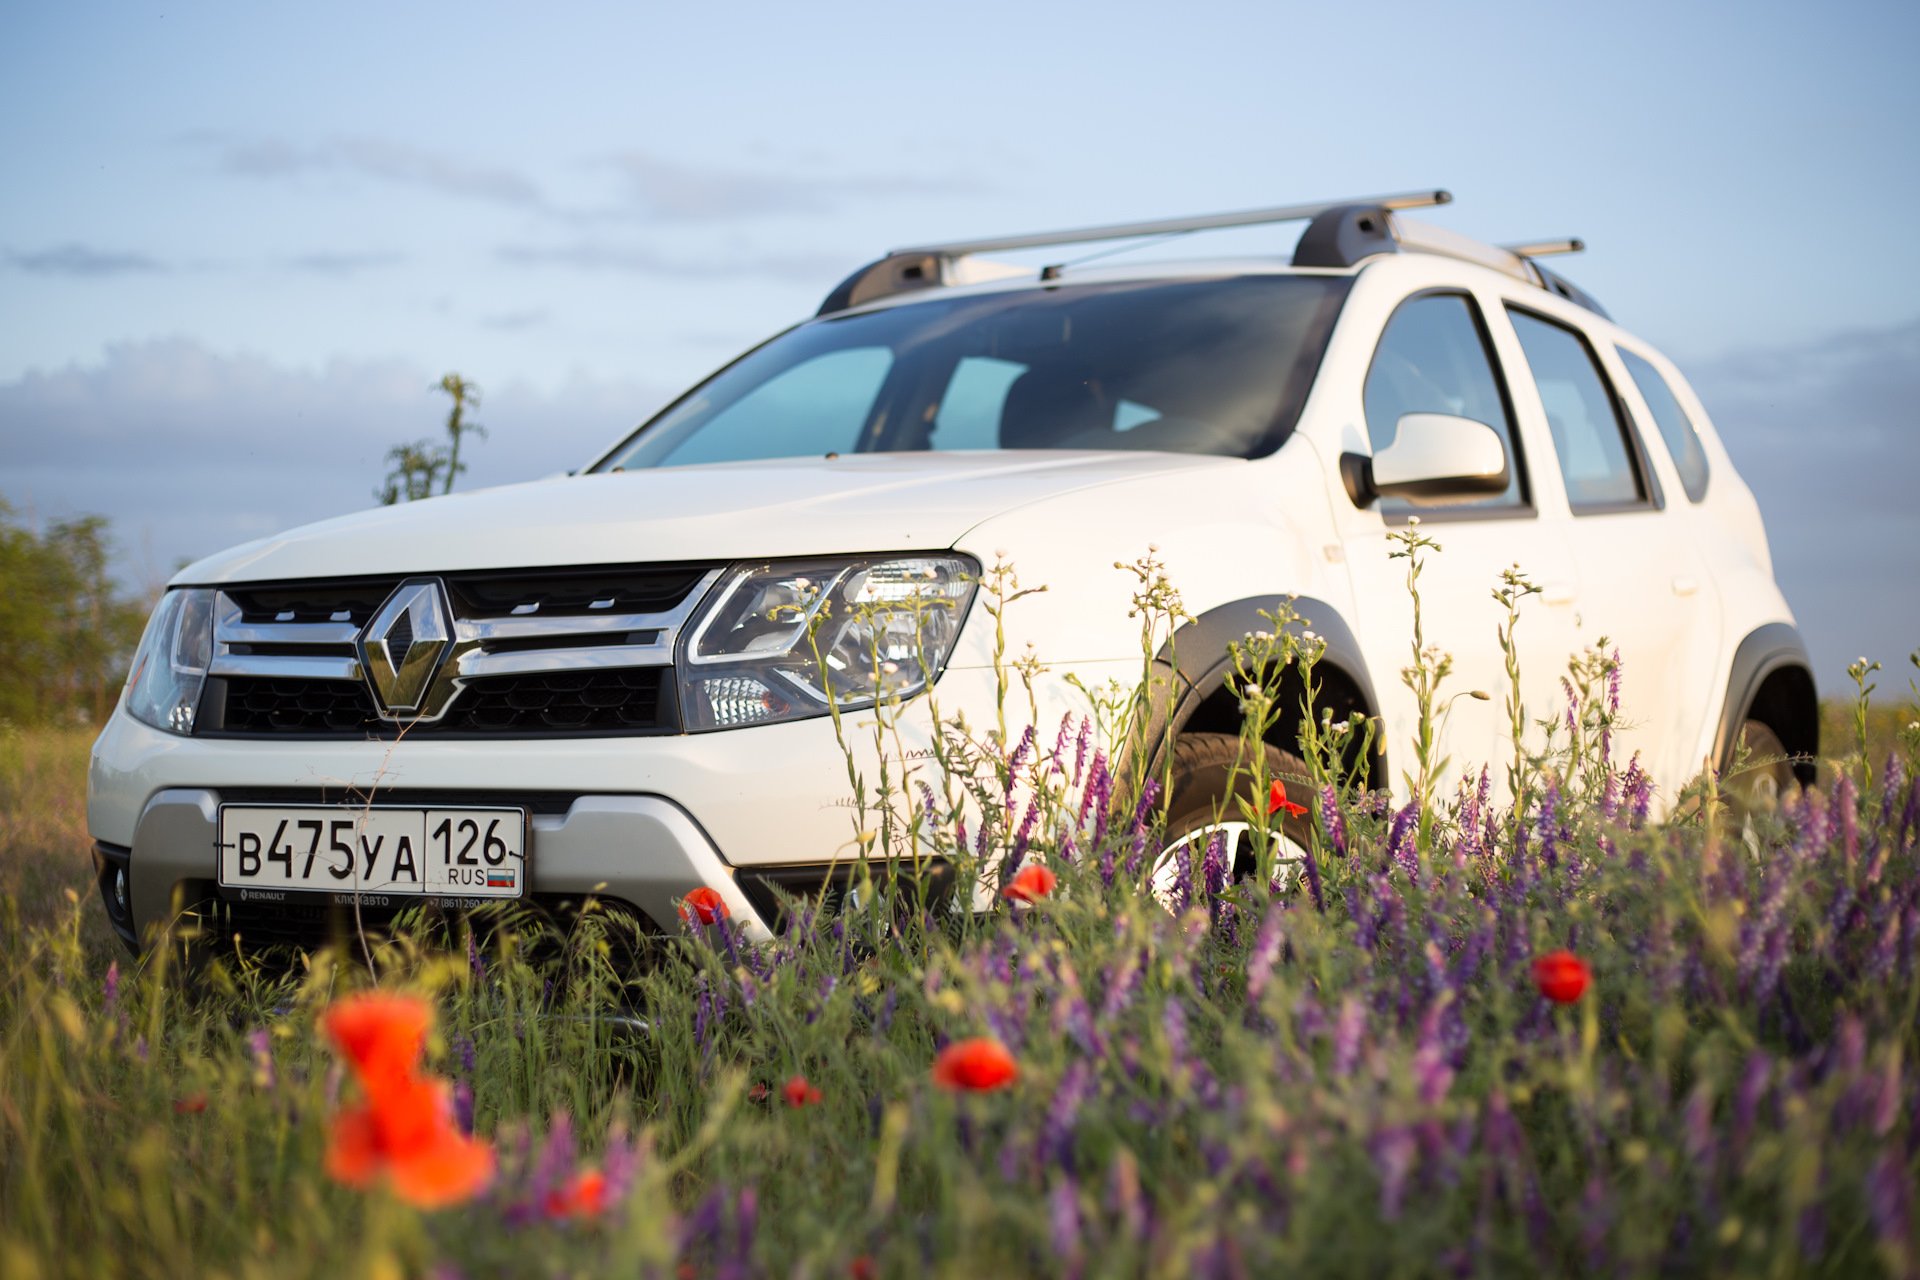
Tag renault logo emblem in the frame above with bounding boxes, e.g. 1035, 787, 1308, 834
359, 580, 454, 716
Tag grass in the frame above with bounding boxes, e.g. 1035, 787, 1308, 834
2, 622, 1916, 1277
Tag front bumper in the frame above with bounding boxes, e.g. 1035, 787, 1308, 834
85, 663, 1129, 948
107, 787, 766, 947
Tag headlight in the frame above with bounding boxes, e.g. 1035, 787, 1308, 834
123, 588, 215, 735
679, 555, 978, 731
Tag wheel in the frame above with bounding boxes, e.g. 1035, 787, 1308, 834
1154, 733, 1315, 903
1721, 718, 1797, 821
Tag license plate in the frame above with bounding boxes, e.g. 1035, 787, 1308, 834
216, 805, 528, 905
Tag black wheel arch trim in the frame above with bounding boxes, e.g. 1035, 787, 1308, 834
1142, 594, 1385, 788
1715, 622, 1819, 787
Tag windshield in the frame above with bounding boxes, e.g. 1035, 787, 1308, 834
592, 275, 1351, 470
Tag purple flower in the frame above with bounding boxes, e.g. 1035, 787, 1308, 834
1049, 713, 1074, 778
1866, 1150, 1913, 1274
1371, 1126, 1417, 1221
1041, 1061, 1094, 1168
248, 1027, 275, 1091
1124, 778, 1161, 878
1202, 829, 1228, 901
452, 1080, 475, 1135
1318, 785, 1347, 857
1005, 800, 1040, 880
1387, 803, 1418, 882
1332, 996, 1365, 1077
1049, 1176, 1083, 1265
1246, 910, 1286, 1006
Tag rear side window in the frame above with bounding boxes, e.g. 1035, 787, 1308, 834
1363, 292, 1525, 512
1506, 309, 1647, 511
1618, 348, 1710, 502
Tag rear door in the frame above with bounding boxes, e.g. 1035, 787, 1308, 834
1495, 305, 1722, 792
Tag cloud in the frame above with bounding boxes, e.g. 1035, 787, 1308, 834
496, 241, 842, 281
1686, 316, 1920, 685
604, 149, 979, 223
202, 134, 545, 209
6, 244, 165, 276
479, 308, 549, 331
285, 250, 406, 276
0, 339, 667, 586
189, 134, 978, 228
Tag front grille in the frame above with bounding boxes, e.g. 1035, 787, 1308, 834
197, 563, 715, 739
206, 669, 672, 738
217, 676, 381, 734
450, 669, 665, 733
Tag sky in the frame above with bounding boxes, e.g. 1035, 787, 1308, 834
2, 0, 1916, 692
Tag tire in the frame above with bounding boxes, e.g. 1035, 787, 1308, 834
1155, 732, 1315, 898
1722, 718, 1797, 821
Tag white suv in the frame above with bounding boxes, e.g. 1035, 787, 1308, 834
87, 189, 1817, 950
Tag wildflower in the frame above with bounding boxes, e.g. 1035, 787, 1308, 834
1003, 864, 1058, 903
782, 1075, 822, 1108
1532, 950, 1591, 1004
248, 1027, 276, 1090
173, 1093, 209, 1115
322, 991, 494, 1208
545, 1168, 609, 1220
322, 991, 433, 1092
678, 886, 730, 926
747, 1082, 771, 1103
932, 1038, 1019, 1092
1268, 779, 1308, 819
849, 1257, 878, 1280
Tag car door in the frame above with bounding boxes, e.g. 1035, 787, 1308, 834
1334, 286, 1584, 803
1496, 304, 1721, 793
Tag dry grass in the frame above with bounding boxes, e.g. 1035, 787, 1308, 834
0, 725, 115, 963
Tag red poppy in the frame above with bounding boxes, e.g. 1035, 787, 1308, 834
1532, 950, 1591, 1004
544, 1168, 609, 1220
849, 1257, 878, 1280
678, 886, 730, 926
782, 1075, 822, 1108
1001, 864, 1058, 904
1268, 780, 1309, 819
932, 1038, 1019, 1092
747, 1082, 772, 1103
324, 1073, 495, 1207
322, 992, 432, 1094
321, 991, 495, 1208
173, 1093, 208, 1115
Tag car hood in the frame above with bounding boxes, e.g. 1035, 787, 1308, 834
176, 451, 1236, 584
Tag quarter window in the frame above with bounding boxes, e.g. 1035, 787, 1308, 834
1363, 293, 1525, 512
1506, 310, 1647, 510
1618, 348, 1710, 502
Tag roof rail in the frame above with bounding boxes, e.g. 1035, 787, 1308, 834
815, 190, 1608, 318
816, 189, 1449, 315
895, 189, 1451, 258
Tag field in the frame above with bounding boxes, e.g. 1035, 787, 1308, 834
2, 634, 1917, 1277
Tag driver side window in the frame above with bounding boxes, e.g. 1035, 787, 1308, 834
1363, 293, 1527, 513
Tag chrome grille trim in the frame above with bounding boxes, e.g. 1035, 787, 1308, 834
200, 567, 721, 732
453, 641, 677, 679
209, 653, 364, 680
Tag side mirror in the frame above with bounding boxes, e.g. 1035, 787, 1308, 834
1353, 413, 1508, 506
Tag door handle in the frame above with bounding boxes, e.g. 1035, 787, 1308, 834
1671, 576, 1699, 597
1542, 581, 1578, 606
